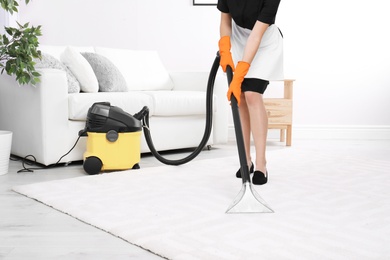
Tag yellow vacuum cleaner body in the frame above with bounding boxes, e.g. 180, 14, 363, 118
81, 102, 143, 175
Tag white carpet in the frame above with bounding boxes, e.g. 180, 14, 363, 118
13, 148, 390, 260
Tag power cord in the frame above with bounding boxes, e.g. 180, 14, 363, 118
14, 134, 83, 173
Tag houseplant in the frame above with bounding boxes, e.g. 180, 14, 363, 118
0, 0, 41, 85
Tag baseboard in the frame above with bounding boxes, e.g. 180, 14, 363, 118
228, 125, 390, 141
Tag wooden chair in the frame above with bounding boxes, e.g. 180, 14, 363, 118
264, 79, 295, 146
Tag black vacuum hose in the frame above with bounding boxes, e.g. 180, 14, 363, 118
139, 53, 221, 165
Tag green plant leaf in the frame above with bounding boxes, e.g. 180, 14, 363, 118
1, 0, 42, 86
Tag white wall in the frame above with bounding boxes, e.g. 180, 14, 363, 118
0, 8, 18, 33
17, 0, 390, 137
18, 0, 220, 71
0, 9, 5, 33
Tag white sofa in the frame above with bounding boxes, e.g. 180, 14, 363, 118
0, 45, 229, 166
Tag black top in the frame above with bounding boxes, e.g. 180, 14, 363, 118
217, 0, 281, 30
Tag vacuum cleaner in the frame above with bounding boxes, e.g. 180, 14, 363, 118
80, 102, 143, 175
80, 53, 273, 213
80, 53, 219, 175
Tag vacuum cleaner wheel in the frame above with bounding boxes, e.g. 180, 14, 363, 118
83, 156, 103, 175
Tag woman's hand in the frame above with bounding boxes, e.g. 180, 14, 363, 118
227, 61, 250, 106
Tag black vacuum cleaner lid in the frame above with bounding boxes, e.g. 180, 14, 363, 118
85, 102, 142, 133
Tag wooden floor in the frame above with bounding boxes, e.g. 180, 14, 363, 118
1, 139, 389, 259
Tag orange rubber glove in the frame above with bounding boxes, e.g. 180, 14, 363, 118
218, 36, 235, 72
227, 61, 250, 106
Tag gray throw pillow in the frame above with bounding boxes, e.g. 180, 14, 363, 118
34, 53, 81, 93
81, 52, 128, 92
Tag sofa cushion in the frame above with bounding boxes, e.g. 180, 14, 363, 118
68, 92, 155, 121
61, 46, 99, 93
81, 52, 128, 92
144, 91, 217, 116
39, 45, 95, 60
34, 53, 81, 93
94, 47, 174, 91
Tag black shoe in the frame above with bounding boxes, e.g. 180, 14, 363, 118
252, 170, 268, 185
236, 162, 254, 178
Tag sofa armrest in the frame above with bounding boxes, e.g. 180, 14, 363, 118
0, 69, 70, 164
169, 71, 229, 144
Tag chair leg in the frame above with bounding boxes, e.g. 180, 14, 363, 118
280, 129, 285, 143
286, 125, 292, 146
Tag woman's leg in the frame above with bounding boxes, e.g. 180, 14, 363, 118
239, 92, 252, 166
244, 91, 268, 174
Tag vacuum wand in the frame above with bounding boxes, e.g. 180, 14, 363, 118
225, 64, 274, 214
226, 65, 251, 184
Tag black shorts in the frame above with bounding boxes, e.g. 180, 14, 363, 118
241, 78, 269, 94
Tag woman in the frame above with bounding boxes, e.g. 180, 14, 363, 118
217, 0, 283, 185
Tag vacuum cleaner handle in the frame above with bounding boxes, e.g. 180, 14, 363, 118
226, 65, 251, 184
133, 106, 149, 121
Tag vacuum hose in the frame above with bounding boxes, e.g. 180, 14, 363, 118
137, 53, 221, 165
